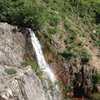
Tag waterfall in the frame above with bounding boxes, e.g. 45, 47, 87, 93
29, 29, 56, 82
28, 29, 62, 100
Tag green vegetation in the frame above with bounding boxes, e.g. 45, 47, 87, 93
61, 50, 76, 60
22, 60, 38, 72
91, 25, 100, 47
92, 72, 100, 86
22, 60, 43, 79
0, 0, 100, 99
1, 0, 99, 62
5, 68, 17, 75
0, 0, 100, 29
91, 93, 100, 100
0, 0, 45, 29
48, 27, 58, 35
61, 45, 91, 63
80, 49, 91, 63
22, 59, 38, 72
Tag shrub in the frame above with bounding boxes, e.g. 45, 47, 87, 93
48, 13, 61, 26
0, 0, 99, 32
22, 60, 38, 72
92, 72, 100, 86
61, 50, 76, 60
91, 26, 100, 47
23, 60, 44, 79
48, 27, 57, 34
0, 0, 45, 30
79, 49, 91, 64
5, 68, 17, 75
95, 40, 100, 46
64, 32, 76, 44
91, 93, 100, 100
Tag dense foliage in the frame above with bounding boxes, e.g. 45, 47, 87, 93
0, 0, 100, 60
0, 0, 99, 99
0, 0, 100, 28
0, 0, 45, 29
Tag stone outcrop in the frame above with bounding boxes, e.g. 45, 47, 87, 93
0, 23, 25, 66
0, 23, 62, 100
0, 65, 48, 100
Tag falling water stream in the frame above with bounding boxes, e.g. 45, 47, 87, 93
29, 29, 56, 82
28, 29, 61, 100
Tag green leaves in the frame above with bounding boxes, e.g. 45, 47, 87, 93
0, 0, 43, 29
79, 49, 91, 63
5, 68, 17, 75
91, 26, 100, 47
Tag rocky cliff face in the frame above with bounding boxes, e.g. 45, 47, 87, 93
0, 23, 61, 100
0, 23, 26, 66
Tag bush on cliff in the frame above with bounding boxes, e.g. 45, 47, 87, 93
0, 0, 45, 30
0, 0, 100, 29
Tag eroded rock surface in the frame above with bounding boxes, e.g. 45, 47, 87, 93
0, 65, 48, 100
0, 23, 62, 100
0, 23, 25, 66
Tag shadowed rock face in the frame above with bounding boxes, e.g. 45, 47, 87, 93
0, 23, 62, 100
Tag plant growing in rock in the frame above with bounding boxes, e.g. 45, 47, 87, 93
5, 68, 17, 75
80, 49, 92, 64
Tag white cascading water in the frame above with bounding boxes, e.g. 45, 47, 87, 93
29, 28, 56, 82
28, 29, 61, 100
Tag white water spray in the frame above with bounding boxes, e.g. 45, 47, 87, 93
29, 29, 56, 82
